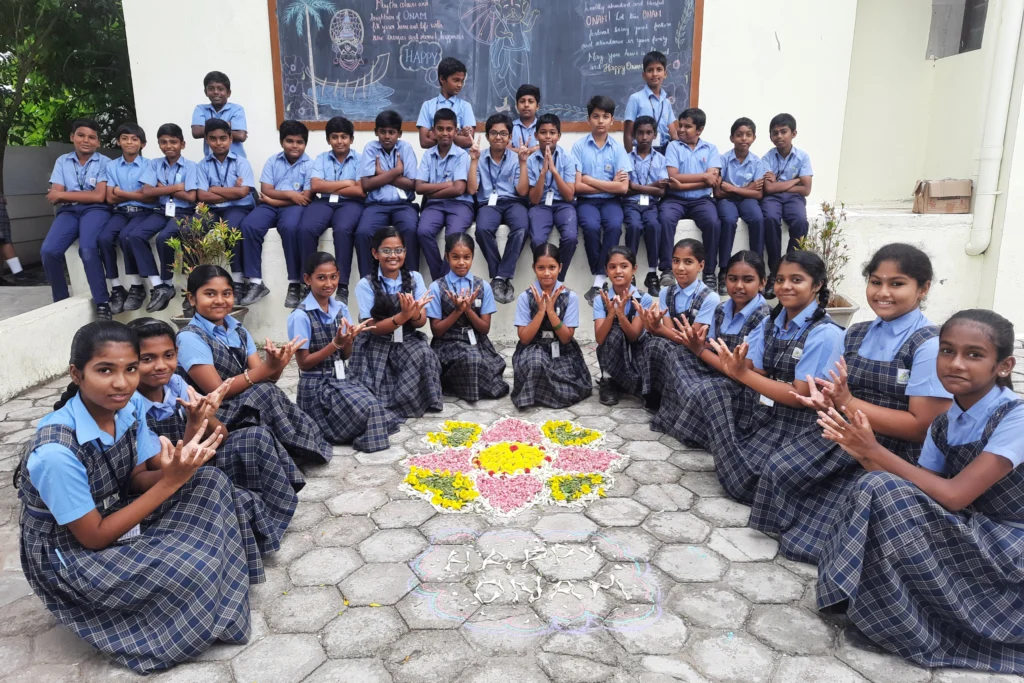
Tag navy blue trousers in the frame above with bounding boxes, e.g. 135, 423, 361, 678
301, 200, 365, 282
761, 193, 808, 274
41, 204, 112, 303
355, 203, 419, 277
210, 206, 251, 274
623, 202, 660, 269
417, 199, 475, 281
475, 199, 528, 280
239, 204, 304, 281
577, 197, 625, 275
125, 208, 194, 281
659, 196, 720, 275
528, 201, 578, 281
717, 197, 765, 272
100, 210, 154, 278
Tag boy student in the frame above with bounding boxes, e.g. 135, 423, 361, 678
191, 70, 247, 158
714, 117, 767, 296
40, 118, 112, 316
237, 120, 312, 308
526, 113, 578, 282
511, 84, 540, 152
624, 50, 674, 154
573, 95, 632, 306
415, 108, 474, 281
355, 109, 419, 278
761, 112, 812, 297
623, 115, 669, 295
98, 122, 157, 314
661, 107, 722, 290
468, 113, 530, 304
303, 115, 365, 306
416, 57, 475, 150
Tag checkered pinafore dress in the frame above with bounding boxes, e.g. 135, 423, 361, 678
596, 291, 652, 397
430, 276, 509, 402
644, 282, 715, 399
297, 306, 400, 451
817, 400, 1024, 673
346, 275, 444, 418
180, 320, 332, 464
18, 424, 250, 673
750, 322, 939, 562
511, 289, 592, 409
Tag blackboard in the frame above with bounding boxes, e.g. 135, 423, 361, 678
268, 0, 702, 131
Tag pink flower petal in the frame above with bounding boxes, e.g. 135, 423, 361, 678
553, 447, 622, 473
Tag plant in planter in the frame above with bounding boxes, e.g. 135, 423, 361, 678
796, 200, 859, 327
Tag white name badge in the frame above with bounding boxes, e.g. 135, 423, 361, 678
329, 193, 340, 203
791, 347, 803, 360
896, 368, 911, 385
474, 299, 482, 308
396, 189, 407, 200
392, 326, 404, 343
164, 201, 176, 217
639, 195, 650, 206
759, 394, 775, 407
544, 190, 554, 206
604, 164, 612, 173
551, 343, 560, 359
102, 493, 119, 510
335, 360, 346, 380
117, 524, 141, 543
488, 191, 498, 207
88, 177, 97, 186
467, 329, 477, 346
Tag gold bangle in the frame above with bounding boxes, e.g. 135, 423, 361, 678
243, 369, 254, 386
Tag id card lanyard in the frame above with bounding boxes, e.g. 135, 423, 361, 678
212, 158, 235, 189
486, 153, 508, 204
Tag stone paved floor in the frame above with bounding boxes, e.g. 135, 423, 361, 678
1, 342, 1024, 683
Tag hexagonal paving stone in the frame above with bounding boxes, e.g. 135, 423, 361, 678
230, 634, 326, 683
455, 657, 549, 683
385, 630, 476, 683
468, 565, 544, 607
0, 637, 30, 680
624, 461, 682, 486
606, 562, 672, 603
305, 659, 393, 683
312, 515, 376, 547
354, 446, 408, 466
346, 465, 403, 489
533, 512, 599, 543
372, 499, 437, 529
678, 472, 727, 497
633, 484, 694, 512
640, 656, 712, 683
340, 562, 419, 605
461, 605, 546, 655
412, 544, 484, 582
359, 528, 429, 563
653, 545, 728, 582
532, 584, 615, 625
585, 498, 650, 526
322, 606, 409, 657
725, 563, 805, 603
692, 497, 751, 527
773, 656, 868, 683
265, 586, 344, 633
747, 604, 834, 655
532, 543, 606, 581
296, 478, 342, 502
326, 488, 388, 515
668, 450, 716, 472
604, 473, 639, 498
288, 502, 328, 531
396, 582, 478, 629
620, 440, 672, 461
836, 634, 932, 683
690, 630, 776, 683
5, 664, 87, 683
419, 514, 490, 544
475, 529, 542, 559
250, 565, 292, 611
642, 511, 711, 544
0, 596, 55, 637
484, 504, 543, 528
614, 422, 662, 441
541, 630, 628, 667
707, 528, 779, 562
31, 625, 95, 665
593, 527, 662, 561
608, 608, 688, 655
263, 530, 314, 567
537, 653, 617, 683
609, 407, 652, 423
666, 584, 751, 628
288, 547, 363, 586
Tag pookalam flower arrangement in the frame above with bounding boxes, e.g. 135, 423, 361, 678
400, 418, 628, 516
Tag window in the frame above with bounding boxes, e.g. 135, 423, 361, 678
926, 0, 988, 59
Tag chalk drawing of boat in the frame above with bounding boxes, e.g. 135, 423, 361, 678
306, 53, 390, 102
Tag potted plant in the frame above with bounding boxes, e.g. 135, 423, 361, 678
164, 203, 245, 330
796, 201, 859, 328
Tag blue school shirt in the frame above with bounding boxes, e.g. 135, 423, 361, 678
416, 145, 472, 203
140, 156, 199, 210
593, 284, 653, 320
136, 373, 190, 421
514, 283, 580, 327
26, 393, 161, 525
853, 309, 951, 398
572, 135, 633, 199
359, 140, 418, 204
512, 118, 537, 149
287, 292, 352, 350
354, 268, 427, 320
426, 272, 497, 319
919, 386, 1024, 473
311, 149, 361, 188
177, 313, 258, 371
626, 149, 669, 204
192, 102, 248, 158
49, 152, 109, 192
665, 139, 722, 199
416, 94, 476, 130
764, 146, 813, 182
624, 86, 673, 145
475, 148, 522, 201
196, 152, 256, 209
260, 151, 312, 192
745, 301, 844, 379
709, 293, 768, 339
659, 279, 719, 326
104, 155, 157, 209
526, 147, 578, 202
720, 149, 767, 189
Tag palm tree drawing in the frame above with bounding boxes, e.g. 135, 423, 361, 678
282, 0, 337, 119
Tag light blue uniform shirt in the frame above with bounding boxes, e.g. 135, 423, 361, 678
626, 149, 669, 204
746, 301, 844, 379
426, 272, 497, 319
512, 118, 537, 149
311, 150, 361, 185
191, 102, 248, 158
49, 152, 109, 192
624, 85, 673, 145
853, 309, 951, 398
593, 285, 653, 320
287, 292, 352, 350
526, 146, 578, 202
514, 283, 580, 327
416, 145, 472, 203
136, 373, 190, 422
140, 156, 199, 210
359, 140, 418, 204
659, 279, 719, 326
104, 155, 157, 209
416, 94, 476, 130
764, 146, 813, 182
260, 151, 312, 191
176, 313, 258, 371
709, 293, 768, 339
919, 386, 1024, 472
26, 393, 161, 525
572, 134, 633, 200
354, 268, 427, 320
196, 152, 256, 208
475, 148, 522, 201
665, 139, 722, 199
720, 149, 767, 188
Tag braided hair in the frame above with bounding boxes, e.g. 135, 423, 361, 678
769, 251, 830, 323
369, 227, 413, 321
941, 309, 1016, 390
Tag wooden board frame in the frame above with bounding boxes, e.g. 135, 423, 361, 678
268, 0, 703, 133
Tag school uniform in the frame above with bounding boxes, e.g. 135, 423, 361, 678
817, 386, 1024, 672
348, 269, 443, 417
511, 284, 592, 408
192, 101, 248, 157
644, 279, 720, 400
129, 156, 199, 281
354, 140, 419, 276
526, 146, 579, 281
474, 149, 528, 280
661, 140, 723, 276
761, 146, 812, 274
416, 145, 475, 281
302, 149, 364, 283
239, 151, 311, 282
97, 154, 157, 282
573, 134, 633, 276
624, 85, 674, 151
177, 313, 332, 464
511, 118, 537, 149
196, 152, 256, 273
717, 149, 766, 268
750, 309, 949, 562
623, 149, 668, 269
426, 273, 509, 402
416, 93, 477, 133
41, 151, 112, 303
18, 393, 250, 673
594, 285, 654, 397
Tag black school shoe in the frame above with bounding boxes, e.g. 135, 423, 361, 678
717, 275, 728, 297
232, 280, 249, 304
95, 303, 112, 321
764, 278, 776, 300
335, 284, 349, 306
702, 273, 718, 291
284, 282, 304, 309
644, 271, 660, 296
598, 378, 619, 406
108, 286, 128, 315
501, 280, 515, 304
123, 285, 146, 311
146, 284, 176, 313
659, 270, 675, 288
239, 282, 270, 306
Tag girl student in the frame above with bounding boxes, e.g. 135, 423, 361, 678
593, 245, 654, 406
16, 321, 248, 674
814, 310, 1024, 673
347, 226, 443, 418
750, 244, 952, 562
511, 243, 592, 408
425, 233, 509, 402
177, 264, 331, 466
128, 317, 300, 581
287, 251, 401, 451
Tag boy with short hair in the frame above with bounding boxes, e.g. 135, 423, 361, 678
511, 84, 541, 152
355, 109, 419, 277
40, 118, 112, 316
416, 57, 475, 149
623, 115, 669, 296
303, 115, 365, 306
661, 107, 722, 290
526, 113, 578, 282
761, 112, 812, 296
415, 108, 474, 281
573, 95, 632, 305
715, 117, 767, 296
624, 50, 674, 155
191, 70, 248, 157
237, 120, 312, 308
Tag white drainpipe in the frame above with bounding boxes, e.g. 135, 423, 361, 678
966, 0, 1024, 256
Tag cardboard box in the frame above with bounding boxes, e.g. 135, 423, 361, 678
913, 179, 972, 214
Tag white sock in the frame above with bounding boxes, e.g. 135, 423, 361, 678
231, 272, 243, 283
594, 274, 606, 287
149, 276, 162, 287
108, 278, 121, 288
648, 267, 657, 273
288, 279, 299, 284
162, 279, 174, 286
125, 275, 140, 286
6, 257, 22, 274
250, 277, 262, 285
